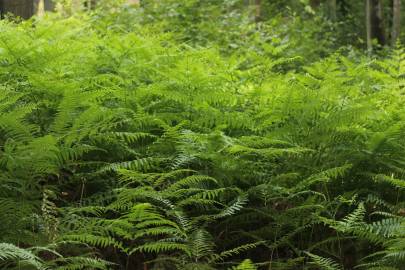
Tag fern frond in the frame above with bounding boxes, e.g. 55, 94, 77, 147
304, 252, 343, 270
231, 259, 257, 270
0, 243, 45, 270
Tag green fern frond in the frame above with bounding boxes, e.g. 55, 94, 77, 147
61, 234, 125, 251
99, 157, 156, 172
166, 175, 218, 191
131, 242, 191, 255
211, 242, 263, 263
53, 256, 111, 270
304, 252, 343, 270
231, 259, 257, 270
375, 174, 405, 189
0, 243, 45, 270
215, 194, 248, 218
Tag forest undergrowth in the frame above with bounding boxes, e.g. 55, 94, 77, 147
0, 1, 404, 269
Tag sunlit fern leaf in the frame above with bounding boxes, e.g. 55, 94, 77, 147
58, 144, 102, 164
227, 144, 311, 158
374, 174, 405, 189
365, 194, 395, 211
52, 256, 111, 270
231, 259, 257, 270
116, 169, 157, 186
210, 242, 263, 263
295, 164, 352, 190
215, 193, 248, 218
188, 229, 215, 260
64, 206, 107, 217
0, 243, 45, 270
166, 175, 218, 191
187, 188, 230, 202
131, 242, 191, 256
340, 202, 366, 228
152, 169, 196, 186
61, 234, 126, 251
50, 89, 89, 135
108, 132, 157, 144
366, 218, 404, 238
304, 252, 343, 270
0, 113, 34, 142
177, 197, 217, 210
98, 157, 156, 172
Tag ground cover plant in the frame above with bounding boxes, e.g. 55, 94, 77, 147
0, 0, 404, 269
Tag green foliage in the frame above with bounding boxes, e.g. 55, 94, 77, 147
232, 259, 257, 270
0, 243, 45, 270
0, 1, 404, 270
305, 252, 343, 270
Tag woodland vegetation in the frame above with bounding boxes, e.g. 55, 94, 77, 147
0, 0, 404, 269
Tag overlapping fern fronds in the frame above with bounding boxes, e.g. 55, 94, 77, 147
0, 3, 404, 270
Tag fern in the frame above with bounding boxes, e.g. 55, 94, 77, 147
231, 259, 257, 270
0, 4, 405, 270
0, 243, 45, 270
304, 252, 343, 270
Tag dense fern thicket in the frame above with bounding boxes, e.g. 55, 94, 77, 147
0, 2, 404, 270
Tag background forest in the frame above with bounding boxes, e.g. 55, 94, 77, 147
0, 0, 404, 269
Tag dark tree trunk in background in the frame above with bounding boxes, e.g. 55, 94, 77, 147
391, 0, 401, 45
373, 0, 386, 45
0, 0, 4, 19
255, 0, 261, 21
0, 0, 54, 18
2, 0, 34, 19
366, 0, 386, 50
310, 0, 321, 9
371, 0, 386, 45
328, 0, 337, 21
366, 0, 372, 50
44, 0, 55, 11
338, 0, 349, 17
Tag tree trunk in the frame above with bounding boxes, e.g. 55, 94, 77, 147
366, 0, 386, 50
391, 0, 401, 45
0, 0, 4, 19
44, 0, 55, 11
374, 0, 386, 46
366, 0, 372, 50
71, 0, 82, 13
255, 0, 261, 21
36, 0, 45, 16
328, 0, 337, 21
127, 0, 140, 5
310, 0, 321, 9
